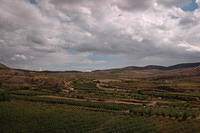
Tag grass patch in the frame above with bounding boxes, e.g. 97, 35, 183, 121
0, 102, 156, 133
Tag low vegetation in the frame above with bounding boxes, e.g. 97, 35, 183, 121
0, 63, 200, 133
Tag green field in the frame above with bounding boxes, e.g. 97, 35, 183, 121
1, 101, 200, 133
0, 101, 157, 133
0, 64, 200, 133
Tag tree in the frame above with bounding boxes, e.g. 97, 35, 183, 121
0, 92, 10, 102
182, 112, 188, 121
137, 90, 143, 95
56, 88, 63, 93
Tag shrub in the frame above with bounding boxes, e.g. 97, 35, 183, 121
56, 88, 63, 92
182, 112, 188, 121
191, 114, 196, 119
19, 85, 30, 90
77, 95, 84, 99
0, 91, 10, 102
137, 90, 143, 95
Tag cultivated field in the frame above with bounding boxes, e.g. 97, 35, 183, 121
0, 63, 200, 133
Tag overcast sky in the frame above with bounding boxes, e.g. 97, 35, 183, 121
0, 0, 200, 71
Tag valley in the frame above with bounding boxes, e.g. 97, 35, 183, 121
0, 62, 200, 133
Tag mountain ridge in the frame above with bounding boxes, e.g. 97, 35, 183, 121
0, 63, 9, 70
93, 62, 200, 72
1, 62, 200, 72
125, 62, 200, 71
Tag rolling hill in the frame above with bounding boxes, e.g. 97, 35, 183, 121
0, 63, 9, 70
0, 62, 200, 72
93, 62, 200, 73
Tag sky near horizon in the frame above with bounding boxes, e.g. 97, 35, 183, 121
0, 0, 200, 71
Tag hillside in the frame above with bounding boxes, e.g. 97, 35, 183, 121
0, 61, 200, 133
167, 62, 200, 70
94, 62, 200, 73
1, 62, 200, 72
0, 63, 9, 70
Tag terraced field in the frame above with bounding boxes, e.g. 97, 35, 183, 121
0, 63, 200, 133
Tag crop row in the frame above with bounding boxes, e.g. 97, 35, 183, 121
10, 95, 199, 120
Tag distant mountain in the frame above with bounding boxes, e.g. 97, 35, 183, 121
93, 62, 200, 72
123, 65, 166, 71
0, 63, 9, 70
167, 62, 200, 70
41, 70, 82, 73
14, 69, 82, 73
1, 62, 200, 72
0, 62, 82, 73
125, 62, 200, 71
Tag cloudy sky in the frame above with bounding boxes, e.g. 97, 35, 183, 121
0, 0, 200, 71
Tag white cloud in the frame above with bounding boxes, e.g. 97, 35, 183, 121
196, 0, 200, 6
11, 54, 27, 61
0, 0, 200, 71
178, 42, 200, 52
81, 59, 107, 64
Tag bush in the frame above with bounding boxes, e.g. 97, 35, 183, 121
182, 112, 188, 121
0, 91, 10, 102
137, 90, 143, 95
5, 84, 30, 90
56, 88, 63, 92
19, 85, 30, 90
77, 95, 84, 99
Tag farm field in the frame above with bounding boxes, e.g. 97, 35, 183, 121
0, 63, 200, 133
1, 101, 200, 133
